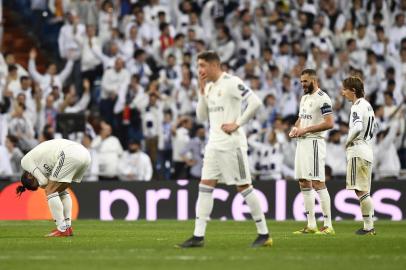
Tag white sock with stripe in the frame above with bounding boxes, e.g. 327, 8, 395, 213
47, 192, 66, 232
59, 190, 72, 228
301, 188, 317, 229
242, 186, 269, 235
359, 193, 374, 230
193, 184, 214, 237
316, 188, 332, 228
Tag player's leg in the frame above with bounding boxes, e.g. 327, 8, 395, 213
351, 158, 375, 235
176, 179, 216, 248
293, 139, 317, 233
45, 181, 71, 236
236, 184, 272, 247
293, 179, 318, 234
61, 150, 91, 237
313, 180, 334, 235
355, 189, 375, 235
177, 148, 219, 248
59, 189, 73, 236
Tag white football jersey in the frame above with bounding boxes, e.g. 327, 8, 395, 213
347, 98, 375, 162
298, 89, 333, 138
203, 72, 255, 150
21, 139, 80, 178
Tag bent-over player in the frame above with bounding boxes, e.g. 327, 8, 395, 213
16, 139, 91, 237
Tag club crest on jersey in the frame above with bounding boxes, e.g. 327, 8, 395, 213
352, 112, 359, 122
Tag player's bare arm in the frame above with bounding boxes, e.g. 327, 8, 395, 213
45, 181, 71, 195
289, 119, 301, 137
295, 114, 334, 137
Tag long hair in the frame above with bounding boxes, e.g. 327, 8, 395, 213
16, 171, 38, 197
342, 76, 365, 98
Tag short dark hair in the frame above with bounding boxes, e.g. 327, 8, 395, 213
342, 76, 365, 98
197, 51, 221, 63
301, 69, 317, 77
6, 135, 19, 146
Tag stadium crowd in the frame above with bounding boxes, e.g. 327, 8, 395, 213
0, 0, 405, 181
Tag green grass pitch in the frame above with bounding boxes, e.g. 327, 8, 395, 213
0, 220, 405, 270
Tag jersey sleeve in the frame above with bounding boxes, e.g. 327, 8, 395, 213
229, 76, 252, 101
349, 105, 364, 128
319, 94, 333, 116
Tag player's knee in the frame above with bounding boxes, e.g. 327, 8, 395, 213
200, 179, 216, 187
312, 181, 326, 190
299, 179, 312, 189
236, 184, 250, 193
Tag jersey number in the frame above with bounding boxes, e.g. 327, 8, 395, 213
364, 116, 374, 140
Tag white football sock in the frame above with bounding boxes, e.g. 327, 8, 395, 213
359, 193, 374, 230
59, 190, 72, 227
316, 188, 332, 228
241, 186, 269, 235
193, 184, 214, 237
301, 188, 317, 229
47, 192, 66, 232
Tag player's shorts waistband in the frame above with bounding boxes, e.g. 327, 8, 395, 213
297, 136, 324, 140
347, 140, 366, 147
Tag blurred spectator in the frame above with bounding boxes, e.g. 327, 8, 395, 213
142, 91, 162, 175
5, 134, 23, 175
0, 141, 12, 176
374, 120, 401, 180
28, 48, 74, 95
171, 115, 192, 179
180, 124, 205, 180
118, 139, 153, 181
325, 130, 346, 177
7, 103, 37, 152
81, 132, 99, 181
91, 121, 123, 180
100, 57, 130, 125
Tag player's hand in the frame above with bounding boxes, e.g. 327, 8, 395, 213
29, 48, 37, 59
198, 73, 207, 95
221, 123, 239, 134
289, 127, 298, 138
295, 127, 307, 137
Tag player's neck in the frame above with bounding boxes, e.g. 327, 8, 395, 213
352, 97, 362, 104
212, 71, 224, 83
310, 86, 319, 95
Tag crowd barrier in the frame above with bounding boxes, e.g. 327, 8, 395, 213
0, 180, 404, 220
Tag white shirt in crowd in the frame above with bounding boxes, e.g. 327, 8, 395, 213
172, 126, 190, 162
91, 135, 123, 177
28, 59, 73, 92
118, 150, 153, 181
58, 22, 86, 60
100, 67, 130, 99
